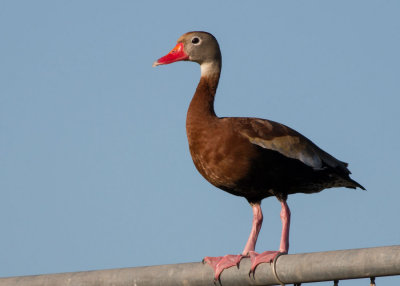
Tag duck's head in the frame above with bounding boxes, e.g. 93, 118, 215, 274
153, 31, 221, 75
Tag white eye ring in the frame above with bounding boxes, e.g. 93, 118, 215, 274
191, 36, 201, 45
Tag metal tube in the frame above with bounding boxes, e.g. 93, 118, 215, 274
0, 245, 399, 286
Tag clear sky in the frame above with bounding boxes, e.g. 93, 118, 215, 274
1, 1, 399, 285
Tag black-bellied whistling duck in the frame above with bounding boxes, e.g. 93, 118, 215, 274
153, 31, 365, 281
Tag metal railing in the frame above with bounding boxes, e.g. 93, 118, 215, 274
1, 245, 399, 286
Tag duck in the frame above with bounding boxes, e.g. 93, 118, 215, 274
153, 31, 365, 281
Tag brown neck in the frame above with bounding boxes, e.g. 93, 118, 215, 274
186, 72, 220, 126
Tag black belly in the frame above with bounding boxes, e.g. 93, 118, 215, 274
218, 147, 347, 203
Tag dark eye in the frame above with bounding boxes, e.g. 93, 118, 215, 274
191, 37, 200, 44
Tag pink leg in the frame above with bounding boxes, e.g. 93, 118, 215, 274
242, 202, 263, 255
249, 200, 291, 273
278, 200, 290, 253
203, 202, 263, 281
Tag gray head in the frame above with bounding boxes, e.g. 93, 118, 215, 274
153, 31, 222, 75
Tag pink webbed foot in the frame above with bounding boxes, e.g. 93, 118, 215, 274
203, 254, 243, 282
249, 250, 285, 274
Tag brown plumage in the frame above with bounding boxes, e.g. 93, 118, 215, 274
187, 75, 364, 203
154, 31, 365, 281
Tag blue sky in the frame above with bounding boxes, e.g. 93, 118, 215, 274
1, 1, 399, 285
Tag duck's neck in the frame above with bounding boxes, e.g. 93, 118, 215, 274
187, 61, 221, 125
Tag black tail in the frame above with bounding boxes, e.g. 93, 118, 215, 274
347, 177, 366, 190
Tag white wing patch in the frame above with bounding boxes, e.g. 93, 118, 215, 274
246, 134, 324, 169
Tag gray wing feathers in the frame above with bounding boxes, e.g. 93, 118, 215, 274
238, 118, 350, 173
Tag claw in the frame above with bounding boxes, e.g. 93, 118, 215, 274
249, 251, 281, 275
212, 272, 223, 286
203, 254, 243, 281
248, 269, 256, 279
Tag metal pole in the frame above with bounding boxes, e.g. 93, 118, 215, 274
0, 245, 399, 286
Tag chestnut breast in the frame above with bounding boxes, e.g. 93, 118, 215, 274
186, 117, 258, 191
